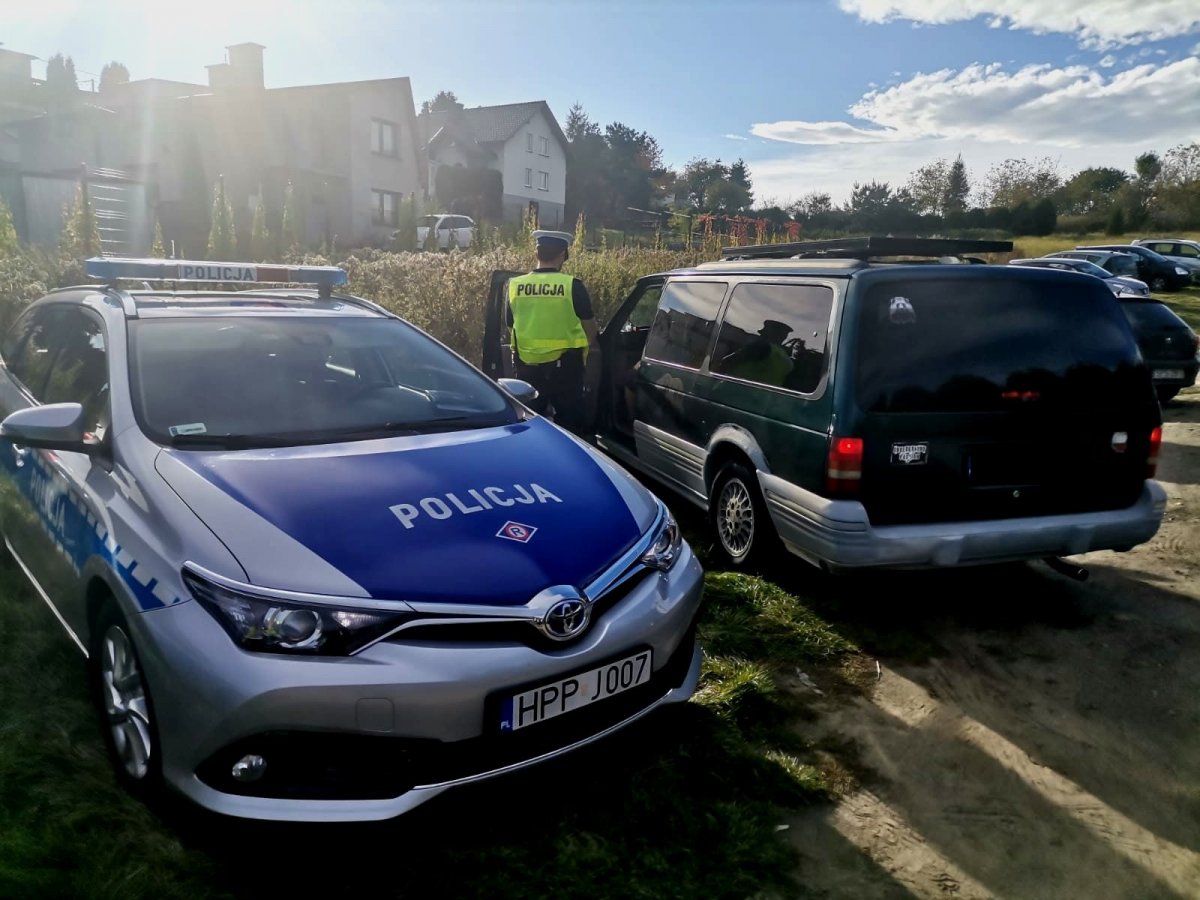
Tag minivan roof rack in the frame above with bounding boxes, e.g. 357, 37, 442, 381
721, 236, 1014, 260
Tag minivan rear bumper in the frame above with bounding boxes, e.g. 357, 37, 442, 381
760, 474, 1167, 569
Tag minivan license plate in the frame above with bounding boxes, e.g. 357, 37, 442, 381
1153, 368, 1184, 380
501, 649, 652, 731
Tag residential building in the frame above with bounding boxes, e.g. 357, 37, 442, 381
423, 101, 568, 226
0, 43, 423, 254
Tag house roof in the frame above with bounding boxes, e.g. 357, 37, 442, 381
425, 100, 567, 152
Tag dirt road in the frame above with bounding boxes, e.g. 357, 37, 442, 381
788, 391, 1200, 899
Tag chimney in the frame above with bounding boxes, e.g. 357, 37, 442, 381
226, 43, 265, 89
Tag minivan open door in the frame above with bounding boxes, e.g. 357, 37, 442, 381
481, 269, 522, 378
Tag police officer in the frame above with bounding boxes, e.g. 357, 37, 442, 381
507, 230, 599, 433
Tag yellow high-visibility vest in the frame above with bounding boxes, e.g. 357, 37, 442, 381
508, 271, 589, 364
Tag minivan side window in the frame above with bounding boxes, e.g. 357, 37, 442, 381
642, 281, 726, 369
711, 283, 834, 393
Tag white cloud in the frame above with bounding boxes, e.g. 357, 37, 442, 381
746, 57, 1200, 204
751, 58, 1200, 149
723, 133, 748, 141
839, 0, 1200, 49
1099, 55, 1117, 67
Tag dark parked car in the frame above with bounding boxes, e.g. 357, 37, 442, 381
484, 237, 1166, 570
1133, 239, 1200, 283
1076, 244, 1191, 292
1046, 249, 1141, 279
1117, 298, 1199, 403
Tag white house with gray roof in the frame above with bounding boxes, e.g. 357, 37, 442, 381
423, 100, 568, 227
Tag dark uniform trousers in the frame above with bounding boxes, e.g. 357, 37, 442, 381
515, 348, 586, 435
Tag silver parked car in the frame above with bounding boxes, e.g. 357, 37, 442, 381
1008, 257, 1150, 297
1133, 239, 1200, 283
0, 258, 703, 822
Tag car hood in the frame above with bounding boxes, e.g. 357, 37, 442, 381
1109, 275, 1149, 294
154, 419, 658, 605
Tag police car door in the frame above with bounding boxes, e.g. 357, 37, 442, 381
482, 269, 523, 379
0, 305, 109, 639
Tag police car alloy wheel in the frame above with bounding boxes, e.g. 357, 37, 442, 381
91, 601, 159, 785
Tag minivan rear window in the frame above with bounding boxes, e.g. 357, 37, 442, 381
1119, 299, 1188, 332
856, 278, 1143, 413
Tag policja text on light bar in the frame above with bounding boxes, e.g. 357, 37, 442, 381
85, 257, 348, 288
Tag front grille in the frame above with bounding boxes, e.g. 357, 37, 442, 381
195, 625, 696, 801
387, 569, 652, 649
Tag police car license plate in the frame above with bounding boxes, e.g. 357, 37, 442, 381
502, 649, 652, 731
1153, 368, 1184, 380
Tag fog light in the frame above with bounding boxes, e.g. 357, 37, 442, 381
231, 754, 267, 783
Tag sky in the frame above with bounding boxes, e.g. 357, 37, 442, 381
5, 0, 1199, 206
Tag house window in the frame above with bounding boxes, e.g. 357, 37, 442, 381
371, 119, 397, 157
538, 136, 549, 156
524, 168, 533, 188
372, 189, 400, 226
538, 171, 549, 191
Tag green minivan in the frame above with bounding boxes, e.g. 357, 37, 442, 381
485, 238, 1167, 570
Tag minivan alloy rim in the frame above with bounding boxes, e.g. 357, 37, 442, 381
718, 478, 755, 557
101, 625, 152, 779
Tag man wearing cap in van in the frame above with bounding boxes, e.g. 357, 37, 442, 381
507, 230, 599, 434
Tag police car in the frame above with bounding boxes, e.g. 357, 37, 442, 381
0, 258, 703, 821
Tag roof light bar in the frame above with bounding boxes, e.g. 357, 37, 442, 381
85, 257, 348, 288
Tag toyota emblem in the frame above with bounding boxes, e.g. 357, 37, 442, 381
538, 598, 592, 641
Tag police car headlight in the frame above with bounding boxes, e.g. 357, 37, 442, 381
184, 572, 406, 655
639, 509, 682, 572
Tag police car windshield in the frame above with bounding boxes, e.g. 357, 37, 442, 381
128, 316, 518, 447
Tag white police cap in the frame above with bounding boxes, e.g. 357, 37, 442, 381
533, 230, 573, 249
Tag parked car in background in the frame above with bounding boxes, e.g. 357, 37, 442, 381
1075, 244, 1191, 292
1009, 257, 1150, 297
1116, 298, 1200, 403
1045, 249, 1141, 279
417, 214, 475, 251
1132, 239, 1200, 283
485, 237, 1167, 571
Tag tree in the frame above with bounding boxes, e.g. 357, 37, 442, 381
981, 157, 1062, 209
563, 104, 671, 225
1105, 204, 1126, 236
1029, 197, 1057, 236
280, 180, 303, 250
0, 195, 18, 255
944, 155, 970, 217
150, 219, 165, 257
44, 54, 77, 105
435, 165, 502, 222
904, 158, 949, 216
1134, 152, 1162, 184
250, 191, 271, 261
565, 102, 601, 142
1055, 167, 1128, 216
206, 175, 237, 259
420, 90, 464, 116
728, 159, 754, 210
61, 179, 101, 258
98, 61, 130, 92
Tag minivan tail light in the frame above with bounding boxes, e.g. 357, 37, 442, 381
1147, 427, 1162, 479
826, 437, 863, 496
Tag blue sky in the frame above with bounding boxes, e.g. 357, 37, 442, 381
6, 0, 1199, 204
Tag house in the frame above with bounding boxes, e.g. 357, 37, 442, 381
0, 43, 423, 253
422, 101, 568, 227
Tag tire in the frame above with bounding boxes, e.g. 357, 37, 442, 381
1156, 386, 1179, 405
709, 460, 778, 567
1149, 275, 1167, 292
90, 598, 163, 796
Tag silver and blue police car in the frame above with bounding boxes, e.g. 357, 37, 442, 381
0, 258, 703, 821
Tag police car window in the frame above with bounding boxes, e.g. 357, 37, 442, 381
128, 316, 517, 447
642, 281, 726, 369
4, 306, 68, 398
41, 309, 110, 440
711, 284, 833, 393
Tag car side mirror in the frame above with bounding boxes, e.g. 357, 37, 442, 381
0, 403, 103, 455
497, 378, 539, 405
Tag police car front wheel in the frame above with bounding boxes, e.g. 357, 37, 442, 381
90, 600, 162, 791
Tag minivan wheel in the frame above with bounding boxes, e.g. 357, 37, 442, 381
90, 600, 162, 793
710, 461, 777, 567
1149, 275, 1167, 292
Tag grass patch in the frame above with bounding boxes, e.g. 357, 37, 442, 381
0, 555, 860, 898
1160, 286, 1200, 331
